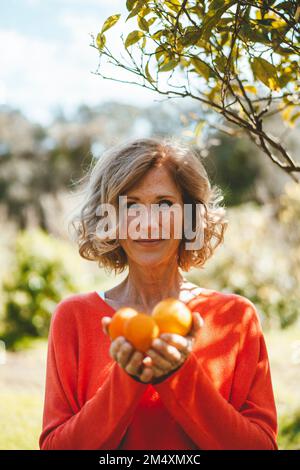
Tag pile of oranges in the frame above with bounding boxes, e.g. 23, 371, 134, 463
107, 298, 193, 352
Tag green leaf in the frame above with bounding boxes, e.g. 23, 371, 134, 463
291, 111, 300, 124
202, 0, 237, 41
159, 58, 180, 72
155, 45, 165, 62
139, 6, 151, 18
147, 17, 157, 28
189, 5, 205, 18
181, 26, 202, 46
138, 15, 149, 32
244, 85, 257, 94
276, 1, 294, 12
126, 0, 137, 11
191, 57, 212, 80
209, 0, 229, 10
125, 30, 144, 48
151, 29, 164, 41
101, 14, 121, 33
145, 61, 156, 83
220, 31, 230, 47
278, 71, 293, 88
165, 0, 181, 13
96, 33, 106, 51
125, 0, 146, 21
214, 55, 227, 73
250, 57, 280, 91
194, 120, 205, 138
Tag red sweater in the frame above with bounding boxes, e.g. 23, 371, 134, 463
39, 289, 278, 450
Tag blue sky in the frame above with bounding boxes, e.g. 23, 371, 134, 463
0, 0, 159, 125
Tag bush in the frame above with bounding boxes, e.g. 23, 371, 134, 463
205, 134, 261, 206
187, 194, 300, 330
278, 409, 300, 450
0, 228, 84, 350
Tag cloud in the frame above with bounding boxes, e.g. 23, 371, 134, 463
0, 6, 157, 125
24, 0, 124, 6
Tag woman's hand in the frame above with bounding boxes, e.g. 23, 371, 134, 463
101, 316, 154, 383
101, 312, 204, 383
145, 312, 204, 380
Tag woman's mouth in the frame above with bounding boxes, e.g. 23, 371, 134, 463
133, 239, 165, 246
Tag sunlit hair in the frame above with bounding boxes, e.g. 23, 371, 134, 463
68, 136, 228, 275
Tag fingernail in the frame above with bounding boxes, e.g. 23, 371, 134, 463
152, 338, 162, 347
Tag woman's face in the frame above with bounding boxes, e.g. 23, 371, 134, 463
118, 164, 184, 269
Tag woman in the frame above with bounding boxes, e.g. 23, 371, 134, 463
39, 136, 278, 450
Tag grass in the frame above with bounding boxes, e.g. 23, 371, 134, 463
0, 393, 44, 450
0, 325, 299, 449
264, 324, 300, 449
0, 338, 47, 450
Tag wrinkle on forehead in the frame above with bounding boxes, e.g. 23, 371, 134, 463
126, 165, 182, 202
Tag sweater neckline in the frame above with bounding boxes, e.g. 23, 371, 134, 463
93, 290, 116, 316
92, 288, 208, 315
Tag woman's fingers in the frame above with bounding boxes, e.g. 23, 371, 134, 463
117, 341, 134, 369
101, 316, 112, 335
146, 315, 204, 374
109, 336, 126, 361
124, 350, 144, 376
109, 337, 152, 382
152, 366, 167, 377
143, 354, 170, 378
109, 335, 153, 382
157, 333, 190, 352
148, 338, 182, 363
142, 356, 153, 367
125, 354, 154, 383
139, 366, 154, 383
112, 342, 171, 383
146, 347, 175, 371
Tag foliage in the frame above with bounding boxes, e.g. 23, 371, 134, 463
0, 109, 91, 230
204, 132, 262, 205
0, 229, 82, 350
0, 102, 199, 230
278, 409, 300, 450
93, 1, 300, 179
278, 180, 300, 249
187, 188, 300, 329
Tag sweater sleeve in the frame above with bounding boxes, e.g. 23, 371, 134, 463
39, 299, 147, 450
153, 299, 278, 450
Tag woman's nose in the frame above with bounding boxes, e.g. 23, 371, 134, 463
139, 205, 161, 239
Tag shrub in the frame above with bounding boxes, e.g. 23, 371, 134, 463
187, 195, 300, 330
278, 409, 300, 450
0, 229, 83, 350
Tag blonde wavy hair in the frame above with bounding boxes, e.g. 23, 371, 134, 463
68, 136, 228, 275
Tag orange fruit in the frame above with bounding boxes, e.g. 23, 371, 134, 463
152, 297, 192, 336
124, 313, 160, 353
108, 307, 138, 340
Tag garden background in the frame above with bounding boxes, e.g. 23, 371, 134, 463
0, 0, 299, 450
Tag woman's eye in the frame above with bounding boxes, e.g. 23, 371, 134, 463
126, 200, 173, 209
158, 200, 173, 208
126, 202, 141, 210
